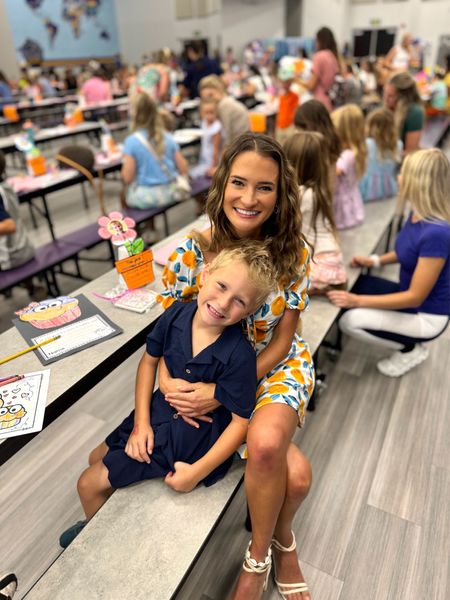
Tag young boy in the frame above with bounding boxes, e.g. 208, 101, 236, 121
60, 242, 275, 548
0, 151, 34, 272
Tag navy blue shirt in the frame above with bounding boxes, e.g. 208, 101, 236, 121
395, 213, 450, 315
0, 194, 10, 221
182, 56, 222, 98
104, 301, 256, 488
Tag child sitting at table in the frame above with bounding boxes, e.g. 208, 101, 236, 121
59, 242, 275, 548
0, 151, 34, 272
189, 98, 222, 179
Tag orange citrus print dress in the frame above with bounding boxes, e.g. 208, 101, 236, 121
157, 237, 315, 427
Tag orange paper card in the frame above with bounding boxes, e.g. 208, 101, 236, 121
27, 156, 46, 177
3, 105, 19, 122
115, 249, 155, 289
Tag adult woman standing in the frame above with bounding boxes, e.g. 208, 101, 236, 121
383, 71, 424, 155
383, 33, 414, 76
300, 27, 341, 112
121, 93, 188, 208
158, 133, 314, 600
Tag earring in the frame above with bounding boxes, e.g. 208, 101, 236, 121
273, 205, 279, 215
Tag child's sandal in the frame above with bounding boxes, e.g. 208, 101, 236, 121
242, 539, 272, 592
272, 531, 309, 598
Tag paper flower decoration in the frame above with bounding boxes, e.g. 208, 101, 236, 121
98, 212, 137, 245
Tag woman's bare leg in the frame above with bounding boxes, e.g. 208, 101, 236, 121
272, 443, 312, 600
231, 404, 297, 600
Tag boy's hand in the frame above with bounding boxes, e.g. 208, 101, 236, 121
164, 461, 200, 493
125, 422, 154, 464
165, 382, 218, 428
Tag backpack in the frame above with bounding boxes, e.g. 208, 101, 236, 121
327, 73, 348, 109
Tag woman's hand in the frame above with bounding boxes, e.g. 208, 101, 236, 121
165, 382, 218, 428
125, 422, 154, 464
164, 461, 201, 493
158, 358, 190, 395
327, 290, 360, 308
351, 255, 375, 268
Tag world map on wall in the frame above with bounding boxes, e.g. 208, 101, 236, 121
20, 0, 111, 61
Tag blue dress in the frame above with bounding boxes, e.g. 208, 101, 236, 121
103, 301, 256, 488
359, 138, 402, 202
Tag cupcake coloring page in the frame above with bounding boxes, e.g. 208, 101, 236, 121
12, 294, 122, 365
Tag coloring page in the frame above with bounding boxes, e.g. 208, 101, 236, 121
0, 370, 50, 439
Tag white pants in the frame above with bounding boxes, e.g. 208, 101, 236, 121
339, 308, 449, 350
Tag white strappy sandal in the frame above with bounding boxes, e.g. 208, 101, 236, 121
272, 532, 309, 598
242, 539, 273, 592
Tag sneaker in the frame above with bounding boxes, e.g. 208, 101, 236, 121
0, 572, 18, 600
59, 520, 87, 549
377, 344, 429, 377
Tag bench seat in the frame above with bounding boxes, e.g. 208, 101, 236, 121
0, 224, 105, 294
420, 115, 449, 149
24, 196, 397, 600
1, 183, 212, 295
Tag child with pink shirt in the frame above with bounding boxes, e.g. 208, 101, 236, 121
80, 69, 112, 105
331, 104, 367, 229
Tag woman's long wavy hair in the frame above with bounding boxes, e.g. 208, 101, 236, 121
198, 133, 305, 287
294, 100, 341, 163
366, 107, 400, 161
332, 104, 368, 179
284, 131, 336, 242
131, 92, 165, 158
388, 72, 423, 141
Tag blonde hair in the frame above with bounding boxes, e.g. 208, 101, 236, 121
387, 72, 423, 140
331, 104, 368, 179
196, 133, 306, 287
198, 74, 226, 94
366, 108, 399, 161
131, 92, 165, 158
283, 132, 336, 238
399, 148, 450, 222
209, 241, 276, 307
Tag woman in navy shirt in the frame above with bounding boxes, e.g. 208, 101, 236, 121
328, 148, 450, 377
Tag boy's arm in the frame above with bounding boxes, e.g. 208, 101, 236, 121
125, 351, 159, 464
164, 413, 248, 493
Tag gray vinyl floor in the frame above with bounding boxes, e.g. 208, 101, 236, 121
1, 140, 449, 600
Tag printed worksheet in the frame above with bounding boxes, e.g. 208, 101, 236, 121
12, 294, 123, 365
0, 370, 50, 440
31, 315, 117, 361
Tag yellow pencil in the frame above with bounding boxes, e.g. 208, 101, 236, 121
0, 335, 61, 366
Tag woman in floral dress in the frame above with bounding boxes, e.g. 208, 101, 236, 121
157, 133, 314, 600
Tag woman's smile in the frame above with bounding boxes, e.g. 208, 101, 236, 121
223, 151, 279, 238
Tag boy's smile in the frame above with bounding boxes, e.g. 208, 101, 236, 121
196, 262, 258, 331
